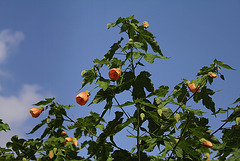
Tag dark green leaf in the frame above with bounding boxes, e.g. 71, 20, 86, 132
232, 97, 240, 105
220, 74, 225, 80
97, 111, 124, 143
104, 37, 123, 61
27, 118, 48, 135
111, 150, 133, 161
33, 97, 55, 106
214, 59, 236, 70
226, 148, 240, 161
133, 71, 154, 99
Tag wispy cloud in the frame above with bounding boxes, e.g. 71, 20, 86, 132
0, 29, 24, 63
0, 84, 51, 147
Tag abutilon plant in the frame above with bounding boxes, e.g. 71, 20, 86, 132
0, 15, 239, 161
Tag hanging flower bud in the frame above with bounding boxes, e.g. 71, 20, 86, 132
108, 68, 121, 81
140, 113, 145, 121
64, 137, 73, 145
236, 117, 240, 126
29, 107, 43, 118
174, 113, 180, 123
188, 83, 200, 93
61, 131, 67, 136
142, 21, 149, 28
107, 23, 111, 29
49, 150, 54, 159
76, 91, 89, 106
208, 72, 217, 78
73, 137, 78, 146
200, 138, 213, 148
157, 109, 162, 117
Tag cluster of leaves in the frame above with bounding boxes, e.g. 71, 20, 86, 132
0, 15, 239, 161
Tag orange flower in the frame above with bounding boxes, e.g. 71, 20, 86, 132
108, 68, 121, 81
203, 140, 213, 148
210, 73, 217, 78
188, 83, 200, 93
200, 138, 213, 148
64, 137, 73, 145
49, 150, 54, 159
76, 92, 89, 106
142, 21, 149, 28
29, 107, 42, 118
61, 131, 67, 136
73, 137, 78, 146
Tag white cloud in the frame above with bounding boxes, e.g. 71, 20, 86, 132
0, 29, 24, 63
0, 84, 46, 123
0, 84, 51, 147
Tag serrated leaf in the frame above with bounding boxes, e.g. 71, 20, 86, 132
96, 78, 110, 91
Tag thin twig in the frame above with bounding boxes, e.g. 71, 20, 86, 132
113, 96, 131, 119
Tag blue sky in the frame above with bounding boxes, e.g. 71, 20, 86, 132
0, 0, 240, 157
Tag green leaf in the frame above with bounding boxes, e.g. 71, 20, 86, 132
81, 66, 97, 89
226, 148, 240, 161
133, 42, 145, 49
146, 39, 163, 56
197, 66, 213, 76
104, 37, 123, 61
33, 97, 55, 106
111, 150, 132, 161
96, 78, 110, 91
0, 119, 10, 132
97, 111, 124, 143
147, 85, 169, 98
132, 71, 154, 99
144, 137, 158, 152
93, 58, 110, 66
232, 97, 240, 105
27, 118, 48, 135
90, 88, 114, 105
133, 51, 143, 59
144, 53, 169, 63
214, 59, 236, 70
193, 87, 216, 113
